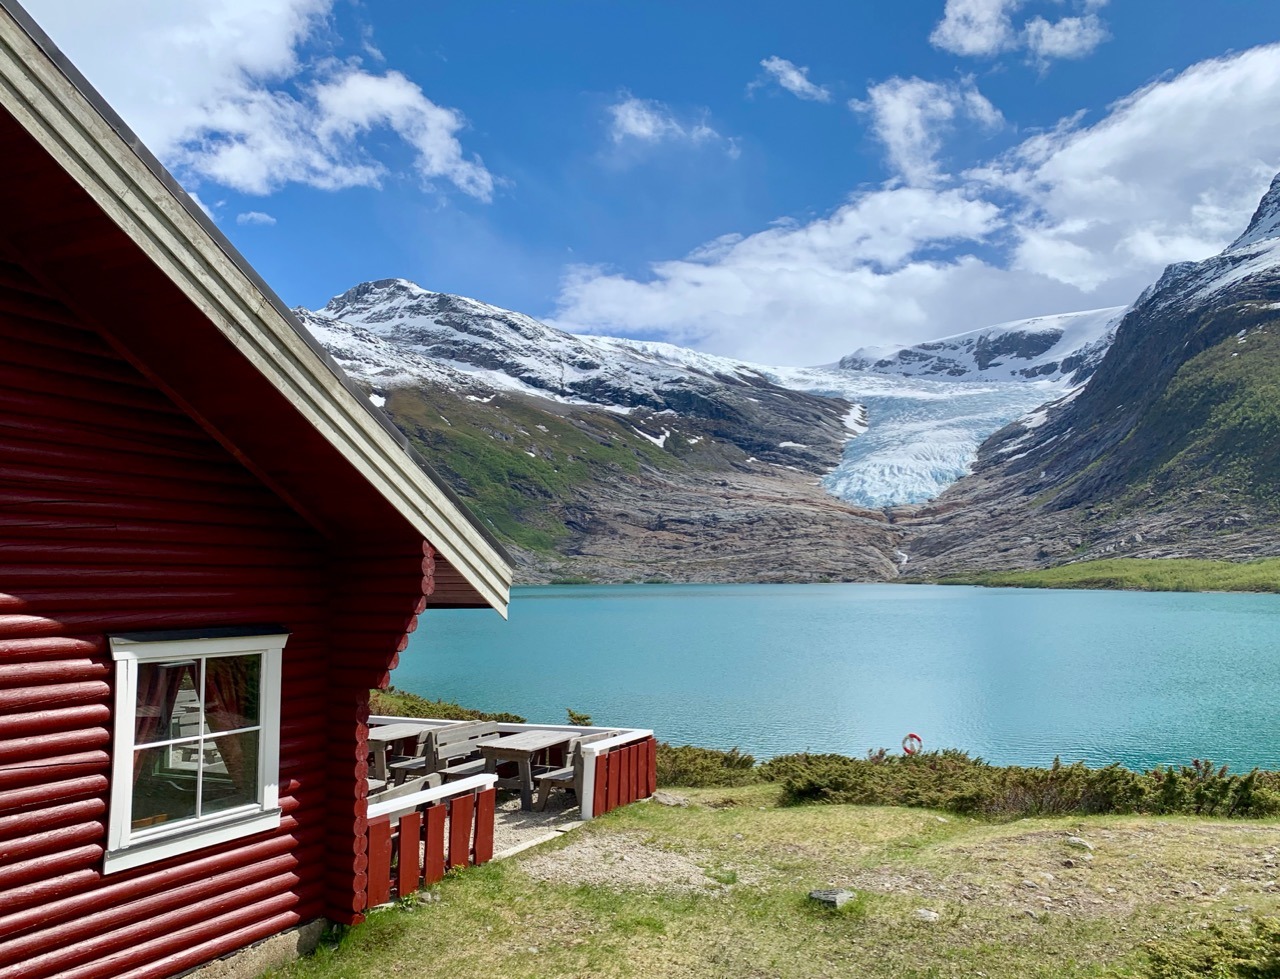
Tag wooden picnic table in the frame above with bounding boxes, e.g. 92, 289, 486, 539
367, 721, 432, 783
478, 730, 575, 810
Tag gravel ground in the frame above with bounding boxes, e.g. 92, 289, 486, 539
491, 788, 584, 857
518, 831, 727, 893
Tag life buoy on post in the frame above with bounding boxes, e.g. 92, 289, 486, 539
902, 733, 923, 756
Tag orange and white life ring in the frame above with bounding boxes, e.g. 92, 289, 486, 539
902, 733, 923, 756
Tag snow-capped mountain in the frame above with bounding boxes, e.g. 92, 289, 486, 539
299, 279, 859, 474
299, 278, 1113, 509
837, 306, 1124, 384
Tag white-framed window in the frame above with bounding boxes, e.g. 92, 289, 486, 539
105, 629, 288, 874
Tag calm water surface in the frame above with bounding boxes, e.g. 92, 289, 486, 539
398, 584, 1280, 770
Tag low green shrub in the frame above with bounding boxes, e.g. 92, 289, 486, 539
1143, 918, 1280, 977
369, 687, 526, 724
656, 743, 758, 788
757, 751, 1280, 821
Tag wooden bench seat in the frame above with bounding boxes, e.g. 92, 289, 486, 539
534, 731, 619, 811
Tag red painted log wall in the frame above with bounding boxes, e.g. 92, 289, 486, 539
0, 259, 426, 975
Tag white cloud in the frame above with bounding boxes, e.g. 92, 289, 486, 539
755, 56, 832, 102
236, 210, 277, 225
555, 44, 1280, 365
851, 77, 1003, 187
930, 0, 1023, 57
20, 0, 492, 199
606, 94, 736, 158
1024, 14, 1109, 62
931, 0, 1109, 64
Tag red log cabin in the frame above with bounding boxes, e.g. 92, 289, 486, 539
0, 2, 515, 976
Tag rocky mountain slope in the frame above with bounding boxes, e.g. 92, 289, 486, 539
300, 280, 900, 582
294, 273, 1126, 582
904, 173, 1280, 575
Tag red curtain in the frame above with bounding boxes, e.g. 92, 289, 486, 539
203, 656, 256, 792
132, 662, 193, 785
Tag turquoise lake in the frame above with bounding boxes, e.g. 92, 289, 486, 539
399, 584, 1280, 771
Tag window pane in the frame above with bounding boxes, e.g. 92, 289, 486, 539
204, 655, 261, 732
135, 661, 199, 745
202, 730, 260, 815
132, 745, 197, 830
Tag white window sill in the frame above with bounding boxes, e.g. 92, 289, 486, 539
103, 807, 281, 875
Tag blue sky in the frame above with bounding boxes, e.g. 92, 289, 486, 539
22, 0, 1280, 363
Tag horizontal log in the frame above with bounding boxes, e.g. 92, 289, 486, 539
0, 517, 320, 552
0, 435, 261, 488
0, 751, 109, 791
0, 635, 104, 660
0, 680, 110, 711
0, 410, 218, 462
0, 835, 314, 925
0, 659, 109, 687
0, 818, 104, 864
0, 863, 318, 966
0, 464, 283, 513
0, 705, 111, 740
0, 487, 298, 531
0, 363, 180, 416
0, 872, 308, 978
0, 727, 109, 763
110, 910, 305, 979
33, 891, 302, 979
0, 609, 312, 638
0, 842, 103, 892
0, 335, 153, 390
0, 798, 106, 844
0, 774, 108, 814
0, 289, 82, 330
0, 587, 317, 614
0, 386, 196, 441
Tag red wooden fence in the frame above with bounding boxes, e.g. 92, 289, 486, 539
592, 736, 657, 818
364, 786, 496, 910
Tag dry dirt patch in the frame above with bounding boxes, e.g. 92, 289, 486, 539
519, 833, 729, 893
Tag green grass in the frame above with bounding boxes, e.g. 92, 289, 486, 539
937, 557, 1280, 593
369, 687, 526, 724
384, 386, 681, 555
264, 785, 1280, 979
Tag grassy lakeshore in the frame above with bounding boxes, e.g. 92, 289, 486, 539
265, 784, 1280, 979
937, 556, 1280, 593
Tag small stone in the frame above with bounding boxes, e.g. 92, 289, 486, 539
1234, 906, 1250, 913
1022, 879, 1039, 889
914, 909, 941, 923
1062, 859, 1076, 869
527, 947, 539, 954
653, 791, 689, 807
809, 888, 855, 909
1023, 910, 1039, 919
1065, 836, 1095, 852
935, 817, 949, 823
733, 833, 744, 841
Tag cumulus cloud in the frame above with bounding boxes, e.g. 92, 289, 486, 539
754, 56, 832, 102
931, 0, 1109, 64
21, 0, 492, 199
930, 0, 1023, 57
1024, 13, 1109, 63
555, 44, 1280, 365
606, 94, 737, 157
852, 76, 1003, 187
236, 211, 277, 225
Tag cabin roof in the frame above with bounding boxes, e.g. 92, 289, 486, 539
0, 0, 513, 615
